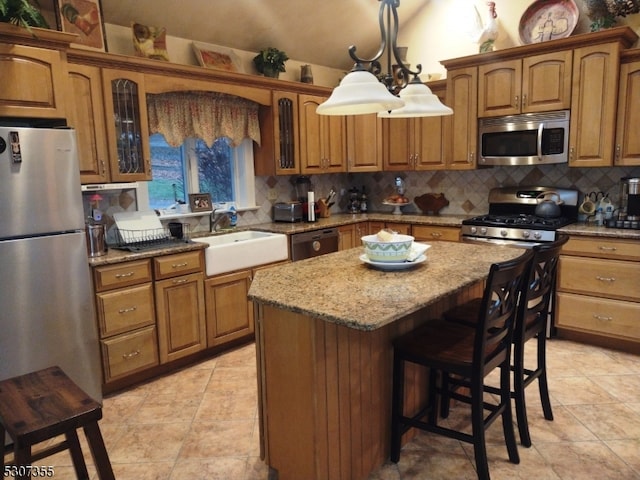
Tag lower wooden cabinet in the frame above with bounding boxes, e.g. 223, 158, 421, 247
205, 270, 254, 347
412, 224, 460, 242
338, 222, 368, 250
100, 326, 159, 382
556, 235, 640, 350
155, 272, 206, 363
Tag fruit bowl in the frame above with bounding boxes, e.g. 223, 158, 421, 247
361, 233, 414, 262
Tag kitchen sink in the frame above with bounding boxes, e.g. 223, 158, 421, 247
194, 230, 288, 276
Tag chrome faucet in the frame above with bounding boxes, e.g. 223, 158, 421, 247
209, 210, 231, 232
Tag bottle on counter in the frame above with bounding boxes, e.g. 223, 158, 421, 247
360, 186, 368, 212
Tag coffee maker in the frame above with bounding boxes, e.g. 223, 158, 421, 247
616, 177, 640, 228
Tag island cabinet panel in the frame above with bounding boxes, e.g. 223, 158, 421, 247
257, 281, 484, 480
0, 43, 67, 119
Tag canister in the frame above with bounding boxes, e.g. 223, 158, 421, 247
86, 223, 107, 257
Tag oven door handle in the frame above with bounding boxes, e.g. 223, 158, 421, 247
537, 122, 544, 162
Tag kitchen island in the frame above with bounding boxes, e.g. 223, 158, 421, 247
248, 241, 526, 480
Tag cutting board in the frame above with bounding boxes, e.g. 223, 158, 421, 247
113, 211, 165, 243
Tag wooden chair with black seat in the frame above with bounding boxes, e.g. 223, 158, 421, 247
390, 249, 533, 480
441, 234, 569, 448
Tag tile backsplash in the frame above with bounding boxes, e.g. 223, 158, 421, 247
241, 164, 640, 226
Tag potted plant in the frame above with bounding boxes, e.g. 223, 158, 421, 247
253, 47, 289, 78
0, 0, 49, 29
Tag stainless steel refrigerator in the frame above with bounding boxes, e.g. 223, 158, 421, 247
0, 126, 102, 415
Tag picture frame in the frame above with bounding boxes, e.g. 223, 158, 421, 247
189, 193, 212, 213
55, 0, 107, 52
192, 42, 243, 73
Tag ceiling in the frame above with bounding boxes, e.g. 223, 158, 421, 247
101, 0, 431, 71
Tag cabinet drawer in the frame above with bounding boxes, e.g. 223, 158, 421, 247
556, 292, 640, 341
561, 236, 640, 261
93, 260, 152, 292
154, 251, 203, 279
101, 326, 159, 382
412, 225, 460, 242
96, 284, 155, 338
558, 256, 640, 302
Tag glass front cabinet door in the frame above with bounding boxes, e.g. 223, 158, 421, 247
101, 69, 152, 181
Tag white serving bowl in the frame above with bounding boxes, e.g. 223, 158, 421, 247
361, 234, 414, 263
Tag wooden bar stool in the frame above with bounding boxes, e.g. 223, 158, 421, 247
442, 235, 568, 447
0, 366, 114, 480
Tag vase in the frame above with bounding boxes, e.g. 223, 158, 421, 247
262, 66, 280, 79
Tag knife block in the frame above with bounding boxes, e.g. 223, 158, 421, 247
317, 198, 331, 218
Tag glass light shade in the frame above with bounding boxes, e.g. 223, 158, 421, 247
316, 70, 404, 116
378, 82, 453, 118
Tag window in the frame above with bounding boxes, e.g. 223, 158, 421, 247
147, 133, 256, 211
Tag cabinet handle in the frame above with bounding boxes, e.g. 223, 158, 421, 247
615, 144, 621, 163
431, 232, 442, 238
171, 262, 188, 268
100, 159, 107, 176
118, 306, 137, 314
521, 94, 527, 109
468, 151, 474, 163
172, 279, 188, 285
514, 95, 519, 109
115, 272, 135, 278
595, 275, 616, 282
592, 314, 612, 322
598, 246, 617, 252
569, 146, 574, 160
122, 350, 141, 360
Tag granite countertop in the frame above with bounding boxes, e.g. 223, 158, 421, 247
250, 212, 470, 235
87, 241, 206, 267
248, 241, 526, 331
559, 223, 640, 240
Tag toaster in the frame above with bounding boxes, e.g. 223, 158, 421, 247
273, 202, 303, 222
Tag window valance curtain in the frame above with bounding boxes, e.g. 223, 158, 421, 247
147, 91, 261, 147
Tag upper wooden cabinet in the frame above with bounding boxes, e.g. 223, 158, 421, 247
298, 94, 346, 174
444, 67, 478, 169
568, 42, 621, 167
101, 69, 152, 181
0, 43, 68, 119
67, 63, 110, 183
614, 51, 640, 166
478, 50, 572, 117
382, 82, 447, 171
255, 90, 300, 176
346, 114, 382, 172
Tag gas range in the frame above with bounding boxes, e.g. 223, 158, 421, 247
462, 186, 579, 246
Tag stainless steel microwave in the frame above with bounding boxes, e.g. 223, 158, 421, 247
478, 110, 570, 166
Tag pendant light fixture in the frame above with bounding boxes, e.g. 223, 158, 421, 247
316, 0, 453, 118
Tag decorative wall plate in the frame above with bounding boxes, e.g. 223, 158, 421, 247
519, 0, 579, 45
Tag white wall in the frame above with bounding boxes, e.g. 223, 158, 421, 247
399, 0, 640, 79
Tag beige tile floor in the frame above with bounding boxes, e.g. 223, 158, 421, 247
24, 338, 640, 480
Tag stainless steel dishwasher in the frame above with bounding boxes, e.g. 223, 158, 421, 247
290, 228, 339, 261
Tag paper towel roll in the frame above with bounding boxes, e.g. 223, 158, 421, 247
308, 191, 315, 222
